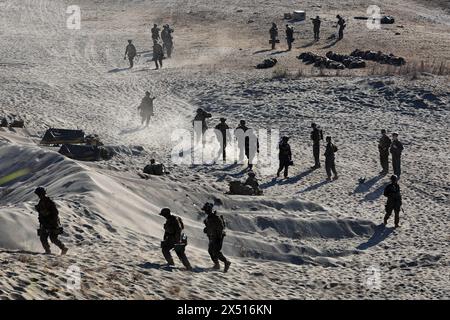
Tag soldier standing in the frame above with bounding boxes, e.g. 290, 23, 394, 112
310, 123, 323, 169
383, 175, 402, 228
159, 208, 192, 271
202, 203, 231, 273
34, 187, 68, 255
324, 136, 338, 181
161, 24, 174, 58
277, 136, 292, 178
285, 24, 294, 51
152, 40, 164, 70
193, 108, 212, 134
336, 15, 346, 40
124, 40, 137, 68
215, 118, 230, 162
269, 23, 279, 50
138, 91, 155, 126
390, 132, 404, 178
235, 120, 259, 170
378, 129, 392, 175
311, 16, 321, 41
151, 24, 160, 41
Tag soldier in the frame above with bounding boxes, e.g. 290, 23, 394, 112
143, 159, 166, 175
311, 16, 321, 41
336, 15, 346, 40
159, 208, 192, 271
277, 136, 292, 178
152, 40, 164, 70
324, 136, 338, 181
383, 175, 402, 228
235, 120, 259, 170
124, 40, 137, 68
378, 129, 392, 175
215, 118, 230, 162
137, 91, 155, 126
193, 108, 212, 134
390, 132, 404, 178
151, 24, 160, 41
310, 123, 323, 169
202, 203, 231, 273
34, 187, 68, 255
285, 24, 294, 51
161, 24, 174, 58
244, 171, 262, 195
269, 22, 279, 50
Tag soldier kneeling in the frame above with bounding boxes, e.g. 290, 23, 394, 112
143, 159, 166, 176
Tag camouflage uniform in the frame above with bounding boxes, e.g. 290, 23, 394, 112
35, 196, 67, 254
378, 133, 392, 173
161, 212, 192, 270
383, 180, 402, 227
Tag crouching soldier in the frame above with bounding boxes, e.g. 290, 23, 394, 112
244, 171, 262, 195
202, 203, 231, 273
34, 187, 68, 255
383, 175, 402, 228
143, 159, 166, 176
159, 208, 192, 270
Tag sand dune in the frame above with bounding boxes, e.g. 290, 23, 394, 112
0, 0, 449, 299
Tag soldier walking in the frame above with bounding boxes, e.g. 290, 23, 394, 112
138, 91, 155, 126
152, 40, 164, 70
159, 208, 192, 271
34, 187, 68, 255
383, 175, 402, 228
124, 40, 137, 68
202, 203, 231, 273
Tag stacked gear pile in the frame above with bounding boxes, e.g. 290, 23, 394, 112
326, 51, 366, 68
1, 114, 25, 128
256, 58, 278, 69
350, 49, 406, 66
298, 52, 345, 70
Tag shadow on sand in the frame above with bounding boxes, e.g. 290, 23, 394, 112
321, 38, 340, 49
356, 224, 394, 250
253, 49, 273, 54
0, 249, 43, 255
119, 126, 145, 135
298, 179, 330, 193
137, 262, 210, 273
260, 169, 313, 189
298, 40, 317, 48
354, 174, 385, 194
108, 67, 130, 73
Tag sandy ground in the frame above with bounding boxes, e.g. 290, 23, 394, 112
0, 0, 449, 299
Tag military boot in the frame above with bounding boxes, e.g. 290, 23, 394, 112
224, 261, 231, 273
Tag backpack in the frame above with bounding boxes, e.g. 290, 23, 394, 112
319, 129, 324, 140
333, 144, 338, 152
176, 216, 184, 230
218, 215, 226, 236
